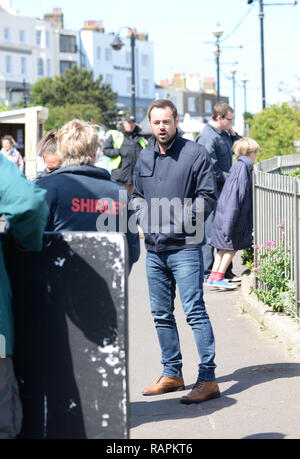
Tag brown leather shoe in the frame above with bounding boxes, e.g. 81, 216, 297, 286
180, 380, 220, 404
142, 376, 185, 396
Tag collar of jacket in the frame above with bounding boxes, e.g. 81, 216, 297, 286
138, 131, 182, 177
148, 129, 179, 155
237, 155, 254, 171
50, 164, 111, 180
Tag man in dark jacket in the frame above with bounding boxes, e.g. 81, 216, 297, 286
196, 102, 241, 281
132, 99, 219, 404
36, 119, 140, 271
103, 116, 146, 195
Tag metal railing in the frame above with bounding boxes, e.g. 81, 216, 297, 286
253, 154, 300, 317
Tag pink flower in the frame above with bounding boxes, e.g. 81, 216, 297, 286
252, 244, 260, 249
253, 266, 261, 272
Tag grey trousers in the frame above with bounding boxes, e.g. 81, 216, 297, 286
0, 357, 22, 438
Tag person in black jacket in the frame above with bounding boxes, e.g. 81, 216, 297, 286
207, 137, 259, 290
36, 119, 140, 271
132, 99, 220, 404
102, 116, 146, 195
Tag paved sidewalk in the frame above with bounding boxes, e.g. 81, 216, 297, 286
128, 246, 300, 439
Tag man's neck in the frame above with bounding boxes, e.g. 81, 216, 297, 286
209, 119, 223, 131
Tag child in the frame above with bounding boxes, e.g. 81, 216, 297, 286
206, 137, 259, 290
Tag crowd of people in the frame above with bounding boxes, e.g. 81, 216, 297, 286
0, 101, 258, 437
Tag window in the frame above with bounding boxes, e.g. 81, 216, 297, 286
20, 57, 27, 75
60, 60, 76, 75
19, 30, 25, 43
37, 58, 44, 77
126, 52, 131, 65
142, 54, 148, 67
60, 35, 77, 53
4, 28, 10, 41
188, 96, 196, 112
105, 48, 112, 62
36, 30, 42, 46
46, 31, 50, 48
126, 77, 131, 94
97, 47, 101, 60
142, 79, 149, 96
47, 59, 51, 77
5, 55, 12, 74
204, 99, 212, 114
105, 74, 113, 86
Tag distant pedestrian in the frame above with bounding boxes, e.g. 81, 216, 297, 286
103, 116, 146, 195
196, 103, 241, 282
206, 137, 259, 290
37, 130, 62, 176
1, 135, 24, 174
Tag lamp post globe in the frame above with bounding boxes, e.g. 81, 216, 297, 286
111, 35, 124, 51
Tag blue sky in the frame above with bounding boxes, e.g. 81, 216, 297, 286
12, 0, 300, 118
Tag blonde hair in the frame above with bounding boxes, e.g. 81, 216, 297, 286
57, 119, 99, 167
233, 137, 260, 159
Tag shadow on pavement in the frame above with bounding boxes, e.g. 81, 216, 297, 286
218, 362, 300, 397
130, 363, 300, 429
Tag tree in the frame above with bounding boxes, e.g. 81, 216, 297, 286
249, 103, 300, 161
44, 104, 103, 131
30, 65, 120, 129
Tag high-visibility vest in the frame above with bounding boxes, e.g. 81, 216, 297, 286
108, 130, 147, 171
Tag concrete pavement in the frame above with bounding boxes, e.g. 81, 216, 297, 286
128, 245, 300, 439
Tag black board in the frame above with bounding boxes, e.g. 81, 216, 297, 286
3, 232, 129, 439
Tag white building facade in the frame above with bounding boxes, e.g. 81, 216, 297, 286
0, 3, 155, 122
0, 3, 79, 105
80, 23, 155, 122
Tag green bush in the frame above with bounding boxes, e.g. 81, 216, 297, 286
248, 103, 300, 162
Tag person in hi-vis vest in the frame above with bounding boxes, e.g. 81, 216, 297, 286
103, 116, 146, 195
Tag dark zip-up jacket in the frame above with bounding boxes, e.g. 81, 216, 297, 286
103, 125, 145, 185
196, 123, 241, 192
211, 155, 254, 250
36, 165, 140, 269
132, 133, 216, 252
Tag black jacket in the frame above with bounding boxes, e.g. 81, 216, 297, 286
132, 133, 216, 252
103, 125, 145, 185
36, 165, 140, 268
196, 123, 241, 192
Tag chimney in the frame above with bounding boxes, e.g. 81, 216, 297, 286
44, 8, 64, 29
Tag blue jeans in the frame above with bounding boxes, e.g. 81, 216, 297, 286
146, 247, 216, 382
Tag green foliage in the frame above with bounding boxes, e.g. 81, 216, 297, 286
285, 168, 300, 178
30, 65, 120, 129
248, 103, 300, 162
250, 221, 295, 313
241, 246, 254, 269
44, 104, 103, 131
0, 101, 11, 112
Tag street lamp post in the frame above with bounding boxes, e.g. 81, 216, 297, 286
111, 28, 136, 119
248, 0, 298, 110
259, 0, 266, 110
230, 65, 238, 114
241, 74, 249, 135
212, 23, 224, 102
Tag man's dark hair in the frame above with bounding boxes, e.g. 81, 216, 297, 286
212, 103, 233, 120
148, 99, 178, 121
